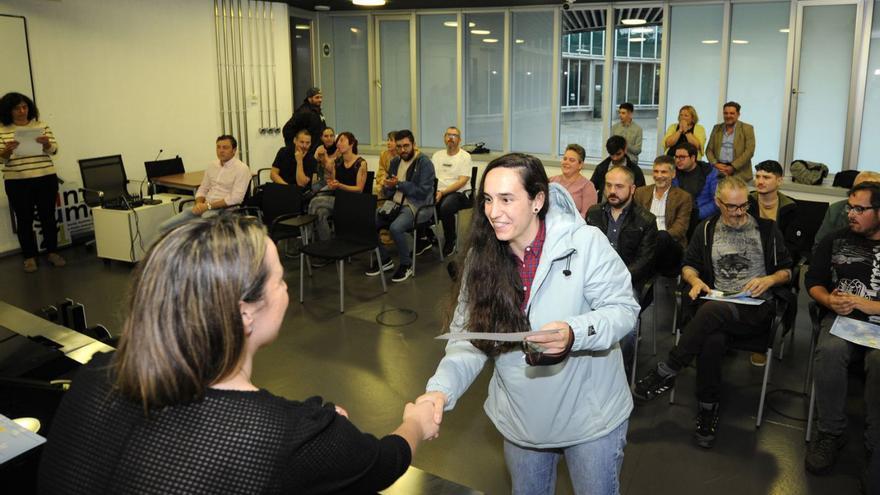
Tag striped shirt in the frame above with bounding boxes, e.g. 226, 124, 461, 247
0, 121, 58, 180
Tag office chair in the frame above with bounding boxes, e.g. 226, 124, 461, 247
77, 155, 129, 207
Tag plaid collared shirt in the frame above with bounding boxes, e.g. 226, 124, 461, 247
514, 221, 547, 311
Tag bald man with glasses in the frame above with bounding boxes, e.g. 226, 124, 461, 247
634, 176, 793, 449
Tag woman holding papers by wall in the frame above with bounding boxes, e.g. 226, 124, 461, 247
417, 153, 639, 494
39, 216, 438, 493
0, 92, 64, 272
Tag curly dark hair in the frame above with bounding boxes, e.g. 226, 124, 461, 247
447, 153, 549, 356
0, 92, 38, 126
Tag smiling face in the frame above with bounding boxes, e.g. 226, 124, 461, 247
716, 186, 749, 228
482, 167, 544, 255
723, 105, 740, 126
560, 149, 583, 178
652, 162, 675, 191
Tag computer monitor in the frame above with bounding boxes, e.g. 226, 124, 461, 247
77, 155, 129, 206
144, 156, 184, 180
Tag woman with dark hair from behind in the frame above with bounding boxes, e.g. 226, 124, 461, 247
417, 153, 639, 494
0, 92, 64, 273
39, 215, 438, 494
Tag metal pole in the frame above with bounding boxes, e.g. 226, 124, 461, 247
262, 2, 271, 133
229, 0, 242, 148
254, 0, 265, 132
213, 0, 226, 133
237, 0, 251, 164
268, 3, 279, 132
222, 0, 235, 133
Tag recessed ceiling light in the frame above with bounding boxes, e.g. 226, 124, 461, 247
295, 24, 310, 30
701, 39, 719, 44
469, 22, 476, 28
630, 27, 653, 34
875, 69, 880, 76
515, 39, 525, 44
732, 39, 749, 44
491, 70, 497, 74
629, 37, 646, 42
350, 27, 360, 33
482, 38, 498, 43
526, 71, 532, 76
779, 28, 790, 33
444, 21, 458, 27
314, 5, 330, 11
471, 29, 491, 35
352, 0, 385, 6
621, 19, 647, 26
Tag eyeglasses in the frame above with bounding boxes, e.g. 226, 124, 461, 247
444, 133, 460, 139
395, 143, 413, 150
673, 155, 690, 160
720, 202, 749, 213
845, 204, 880, 214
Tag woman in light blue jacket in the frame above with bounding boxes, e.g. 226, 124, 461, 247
418, 153, 639, 494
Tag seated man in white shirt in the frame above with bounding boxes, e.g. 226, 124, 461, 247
430, 126, 472, 257
159, 135, 251, 232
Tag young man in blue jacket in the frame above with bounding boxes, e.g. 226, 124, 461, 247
366, 129, 436, 283
672, 142, 719, 239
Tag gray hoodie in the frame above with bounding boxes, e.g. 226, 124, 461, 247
426, 183, 639, 448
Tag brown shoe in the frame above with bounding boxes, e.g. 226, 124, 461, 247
23, 258, 37, 273
750, 352, 767, 367
47, 253, 66, 267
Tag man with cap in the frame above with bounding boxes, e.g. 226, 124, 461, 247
282, 87, 326, 151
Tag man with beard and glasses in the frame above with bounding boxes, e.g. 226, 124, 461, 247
366, 129, 435, 283
431, 127, 473, 257
804, 181, 880, 480
587, 165, 657, 379
633, 177, 792, 449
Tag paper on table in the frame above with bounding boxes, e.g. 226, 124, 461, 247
12, 128, 45, 158
0, 414, 46, 464
830, 316, 880, 350
436, 329, 560, 342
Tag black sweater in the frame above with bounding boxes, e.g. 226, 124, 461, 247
39, 352, 410, 494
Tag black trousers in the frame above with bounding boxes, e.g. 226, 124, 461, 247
668, 298, 775, 403
4, 174, 59, 258
437, 191, 471, 246
656, 230, 684, 276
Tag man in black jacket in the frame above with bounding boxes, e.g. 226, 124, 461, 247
282, 87, 326, 149
634, 176, 793, 449
591, 135, 645, 201
587, 165, 657, 379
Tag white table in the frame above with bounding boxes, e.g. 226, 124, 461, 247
92, 193, 182, 262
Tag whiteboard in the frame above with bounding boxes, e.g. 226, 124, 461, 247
0, 15, 34, 99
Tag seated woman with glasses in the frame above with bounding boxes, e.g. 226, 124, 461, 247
39, 215, 438, 494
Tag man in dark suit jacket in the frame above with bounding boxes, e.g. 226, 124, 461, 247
634, 155, 693, 275
705, 101, 755, 182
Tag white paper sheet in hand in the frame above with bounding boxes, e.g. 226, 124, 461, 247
436, 329, 560, 342
0, 414, 46, 464
12, 127, 45, 158
830, 316, 880, 350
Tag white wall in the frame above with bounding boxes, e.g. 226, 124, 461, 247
0, 0, 292, 254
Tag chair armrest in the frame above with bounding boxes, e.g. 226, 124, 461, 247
178, 198, 195, 213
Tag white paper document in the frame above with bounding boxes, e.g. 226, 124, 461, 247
12, 127, 45, 158
436, 329, 560, 342
830, 316, 880, 350
0, 414, 46, 464
701, 289, 765, 306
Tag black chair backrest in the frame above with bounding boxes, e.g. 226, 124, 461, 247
260, 183, 302, 226
333, 190, 378, 246
78, 155, 128, 206
832, 170, 859, 189
791, 199, 830, 258
364, 170, 375, 195
144, 157, 185, 179
470, 166, 478, 192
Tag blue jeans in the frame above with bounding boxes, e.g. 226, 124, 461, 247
159, 207, 219, 233
376, 206, 432, 267
504, 419, 628, 495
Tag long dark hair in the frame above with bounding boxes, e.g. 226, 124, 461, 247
0, 92, 38, 126
449, 153, 549, 356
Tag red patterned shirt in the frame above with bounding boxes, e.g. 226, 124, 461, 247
514, 221, 547, 311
